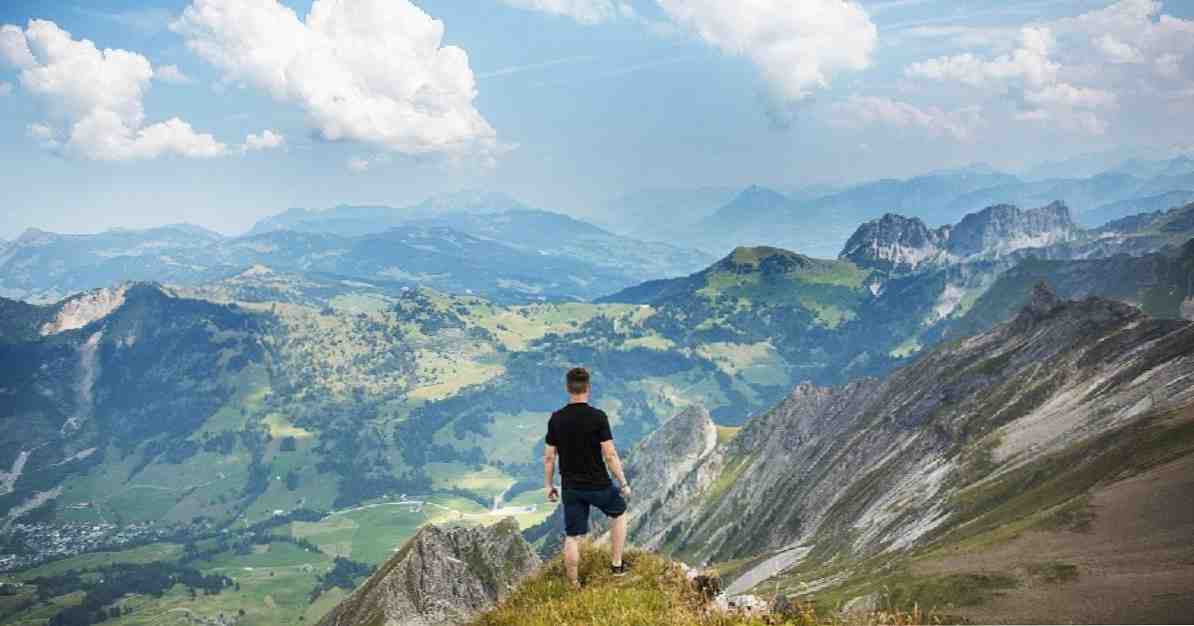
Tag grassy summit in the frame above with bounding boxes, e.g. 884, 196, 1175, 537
471, 543, 931, 626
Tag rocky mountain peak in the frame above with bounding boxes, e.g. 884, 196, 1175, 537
1009, 281, 1141, 336
948, 201, 1078, 257
319, 518, 540, 626
838, 213, 949, 272
842, 201, 1083, 275
625, 405, 717, 502
731, 185, 788, 209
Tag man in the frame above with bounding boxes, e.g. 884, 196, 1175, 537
544, 367, 632, 587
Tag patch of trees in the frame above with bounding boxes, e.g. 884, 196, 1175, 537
308, 557, 374, 602
38, 562, 231, 626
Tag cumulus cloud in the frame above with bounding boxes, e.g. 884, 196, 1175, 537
903, 0, 1193, 137
656, 0, 877, 102
905, 26, 1059, 88
833, 96, 983, 141
500, 0, 634, 24
0, 19, 225, 159
155, 64, 191, 83
242, 129, 285, 153
172, 0, 501, 161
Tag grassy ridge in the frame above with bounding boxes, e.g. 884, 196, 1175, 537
473, 544, 937, 626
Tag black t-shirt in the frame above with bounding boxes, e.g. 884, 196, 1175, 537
545, 402, 613, 490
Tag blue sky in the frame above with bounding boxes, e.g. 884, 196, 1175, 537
1, 0, 1192, 238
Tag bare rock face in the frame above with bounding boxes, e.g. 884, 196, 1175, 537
622, 406, 722, 548
40, 285, 130, 335
840, 202, 1080, 274
318, 518, 540, 626
838, 214, 949, 273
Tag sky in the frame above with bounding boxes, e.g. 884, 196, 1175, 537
1, 0, 1192, 238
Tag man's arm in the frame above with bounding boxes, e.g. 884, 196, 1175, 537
600, 441, 631, 497
544, 444, 559, 502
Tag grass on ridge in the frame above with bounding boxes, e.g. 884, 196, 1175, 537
472, 544, 942, 626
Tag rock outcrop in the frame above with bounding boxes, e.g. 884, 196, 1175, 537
318, 518, 541, 626
838, 213, 950, 273
841, 201, 1080, 272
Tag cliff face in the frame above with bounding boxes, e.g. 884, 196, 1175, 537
947, 201, 1078, 257
841, 202, 1080, 272
318, 518, 541, 626
621, 406, 722, 549
838, 213, 950, 273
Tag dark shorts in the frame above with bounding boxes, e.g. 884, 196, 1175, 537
562, 485, 627, 537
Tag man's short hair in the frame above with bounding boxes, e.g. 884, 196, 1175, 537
566, 367, 590, 395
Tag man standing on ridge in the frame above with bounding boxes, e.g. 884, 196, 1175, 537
544, 367, 632, 587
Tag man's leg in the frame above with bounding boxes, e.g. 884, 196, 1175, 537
610, 513, 627, 567
563, 535, 581, 587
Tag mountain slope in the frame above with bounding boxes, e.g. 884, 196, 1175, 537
940, 238, 1194, 339
625, 285, 1194, 569
317, 518, 539, 626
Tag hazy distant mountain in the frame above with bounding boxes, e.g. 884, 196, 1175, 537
1020, 150, 1139, 180
246, 193, 713, 290
0, 224, 231, 302
1083, 190, 1194, 227
410, 209, 714, 283
1110, 154, 1194, 179
592, 186, 742, 239
246, 191, 526, 237
697, 185, 792, 234
685, 168, 1022, 257
215, 225, 647, 303
2, 194, 713, 304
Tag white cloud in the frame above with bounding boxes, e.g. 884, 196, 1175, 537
347, 157, 371, 172
906, 26, 1058, 88
500, 0, 634, 24
0, 81, 11, 96
902, 1, 1194, 136
1096, 34, 1144, 63
656, 0, 878, 102
173, 0, 501, 161
833, 96, 983, 141
0, 19, 225, 159
242, 129, 285, 153
155, 64, 192, 84
1023, 83, 1117, 110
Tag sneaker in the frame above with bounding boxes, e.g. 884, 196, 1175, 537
610, 563, 628, 577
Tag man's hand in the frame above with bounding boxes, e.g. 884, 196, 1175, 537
619, 483, 632, 500
547, 486, 559, 503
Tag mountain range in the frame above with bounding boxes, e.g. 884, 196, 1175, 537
3, 186, 1194, 623
598, 156, 1194, 258
0, 193, 712, 305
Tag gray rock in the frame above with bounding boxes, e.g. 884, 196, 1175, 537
318, 518, 540, 626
